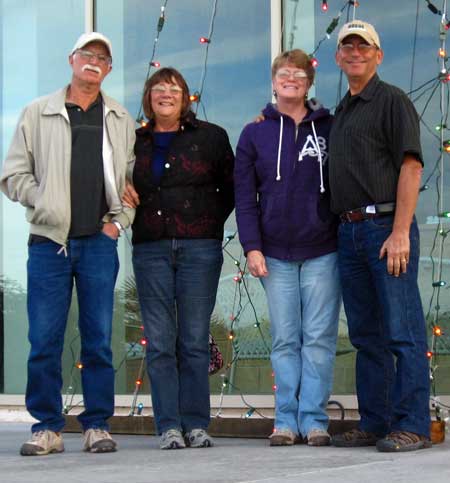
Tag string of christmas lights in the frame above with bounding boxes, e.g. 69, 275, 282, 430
192, 0, 219, 119
136, 1, 169, 126
420, 0, 450, 424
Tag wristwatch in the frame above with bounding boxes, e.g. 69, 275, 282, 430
112, 221, 124, 236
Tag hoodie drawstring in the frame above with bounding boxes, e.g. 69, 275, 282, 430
311, 120, 325, 193
57, 245, 68, 257
276, 116, 283, 181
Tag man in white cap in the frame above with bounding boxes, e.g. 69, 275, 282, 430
329, 21, 431, 452
1, 32, 135, 455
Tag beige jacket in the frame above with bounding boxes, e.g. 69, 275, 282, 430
0, 86, 136, 246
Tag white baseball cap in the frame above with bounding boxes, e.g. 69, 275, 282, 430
71, 32, 113, 58
337, 20, 381, 49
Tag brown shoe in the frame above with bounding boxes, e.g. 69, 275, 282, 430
307, 429, 331, 446
331, 428, 380, 447
376, 431, 432, 453
269, 429, 297, 446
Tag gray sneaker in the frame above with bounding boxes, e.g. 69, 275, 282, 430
160, 429, 186, 450
20, 430, 64, 456
184, 429, 214, 448
83, 428, 117, 453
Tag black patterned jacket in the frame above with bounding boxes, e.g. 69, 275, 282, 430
131, 112, 235, 244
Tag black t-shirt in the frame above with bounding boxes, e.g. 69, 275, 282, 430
329, 74, 423, 214
66, 96, 108, 237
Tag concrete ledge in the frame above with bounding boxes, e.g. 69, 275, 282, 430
64, 415, 359, 438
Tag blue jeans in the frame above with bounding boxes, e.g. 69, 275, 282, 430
338, 216, 430, 437
26, 233, 118, 432
132, 239, 223, 434
261, 252, 341, 437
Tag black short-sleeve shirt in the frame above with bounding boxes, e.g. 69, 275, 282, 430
329, 74, 423, 214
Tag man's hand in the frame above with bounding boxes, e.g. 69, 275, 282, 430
247, 250, 269, 277
122, 181, 140, 208
379, 229, 410, 277
102, 222, 120, 240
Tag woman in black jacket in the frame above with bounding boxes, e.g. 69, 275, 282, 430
124, 67, 234, 450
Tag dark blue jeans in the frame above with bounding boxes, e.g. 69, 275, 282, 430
132, 239, 223, 434
26, 233, 119, 432
338, 216, 430, 437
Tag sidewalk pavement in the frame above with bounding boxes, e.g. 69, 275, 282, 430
0, 423, 448, 483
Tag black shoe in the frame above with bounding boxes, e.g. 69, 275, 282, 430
376, 431, 432, 453
331, 428, 380, 447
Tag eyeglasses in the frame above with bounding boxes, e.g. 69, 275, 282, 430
275, 69, 309, 81
339, 42, 376, 54
151, 84, 183, 94
75, 49, 112, 65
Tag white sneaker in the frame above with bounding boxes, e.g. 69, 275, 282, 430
184, 429, 214, 448
160, 429, 186, 449
20, 430, 64, 456
83, 428, 117, 453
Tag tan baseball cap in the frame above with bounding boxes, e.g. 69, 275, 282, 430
337, 20, 381, 49
71, 32, 113, 58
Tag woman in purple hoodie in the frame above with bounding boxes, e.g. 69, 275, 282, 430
235, 49, 341, 447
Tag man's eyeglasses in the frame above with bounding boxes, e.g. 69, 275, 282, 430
339, 42, 376, 54
151, 84, 183, 94
75, 49, 112, 65
275, 69, 308, 81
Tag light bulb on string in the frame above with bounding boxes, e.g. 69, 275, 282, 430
76, 362, 83, 370
310, 57, 319, 68
321, 1, 328, 12
427, 351, 434, 359
245, 408, 255, 418
137, 403, 144, 415
433, 326, 443, 336
140, 338, 147, 346
199, 37, 210, 44
442, 140, 450, 152
432, 280, 447, 287
439, 48, 446, 58
135, 379, 142, 386
189, 92, 200, 102
150, 61, 161, 68
228, 331, 235, 340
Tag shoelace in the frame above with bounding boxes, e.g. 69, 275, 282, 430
31, 430, 47, 442
91, 429, 109, 438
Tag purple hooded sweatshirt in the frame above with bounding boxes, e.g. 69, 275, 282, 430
234, 101, 338, 261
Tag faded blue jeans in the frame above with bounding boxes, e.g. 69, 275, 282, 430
338, 216, 430, 437
132, 239, 223, 434
26, 233, 118, 432
262, 252, 341, 437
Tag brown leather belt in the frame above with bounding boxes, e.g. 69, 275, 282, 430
340, 202, 396, 223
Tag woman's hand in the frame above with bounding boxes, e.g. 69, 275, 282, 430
122, 182, 140, 208
247, 250, 268, 278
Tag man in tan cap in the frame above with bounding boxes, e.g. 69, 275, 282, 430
1, 32, 135, 455
328, 20, 431, 452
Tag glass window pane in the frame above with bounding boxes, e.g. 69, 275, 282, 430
0, 0, 85, 394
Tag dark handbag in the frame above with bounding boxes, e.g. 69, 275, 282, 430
208, 333, 224, 375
